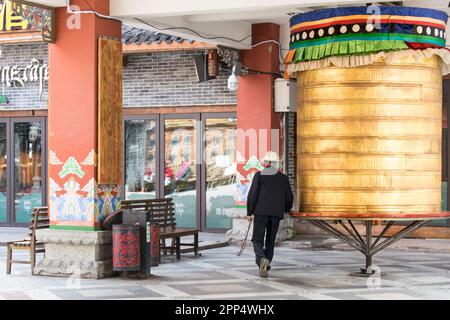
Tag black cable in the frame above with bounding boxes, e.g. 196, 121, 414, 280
75, 0, 291, 62
135, 18, 253, 43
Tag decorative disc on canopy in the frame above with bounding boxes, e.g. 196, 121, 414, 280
285, 6, 450, 73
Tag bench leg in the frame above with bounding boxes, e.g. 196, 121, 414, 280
170, 238, 175, 255
6, 246, 12, 275
194, 233, 199, 257
30, 247, 36, 276
159, 244, 162, 264
176, 237, 181, 260
163, 239, 168, 256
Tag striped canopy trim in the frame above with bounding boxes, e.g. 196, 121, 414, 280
287, 6, 448, 64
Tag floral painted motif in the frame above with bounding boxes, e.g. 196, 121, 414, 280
49, 150, 122, 226
49, 178, 62, 221
49, 150, 63, 165
81, 150, 96, 166
82, 179, 97, 223
243, 155, 264, 171
95, 185, 122, 224
52, 178, 93, 222
59, 157, 85, 179
236, 171, 256, 206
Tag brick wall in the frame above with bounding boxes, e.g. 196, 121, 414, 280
123, 51, 237, 107
0, 43, 48, 110
0, 46, 237, 110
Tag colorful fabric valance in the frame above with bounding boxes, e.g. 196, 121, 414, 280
286, 6, 449, 65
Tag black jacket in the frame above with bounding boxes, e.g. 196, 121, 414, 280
247, 166, 294, 219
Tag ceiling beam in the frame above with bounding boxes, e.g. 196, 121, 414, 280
186, 8, 312, 23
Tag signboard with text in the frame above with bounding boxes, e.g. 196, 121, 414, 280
0, 0, 55, 43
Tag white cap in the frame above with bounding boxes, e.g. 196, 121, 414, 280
263, 151, 280, 163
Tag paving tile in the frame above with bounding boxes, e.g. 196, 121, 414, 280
356, 292, 419, 300
0, 291, 32, 300
3, 243, 450, 300
169, 281, 283, 296
50, 286, 163, 300
78, 289, 135, 298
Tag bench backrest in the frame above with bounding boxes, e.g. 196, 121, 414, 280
29, 207, 50, 246
121, 198, 177, 232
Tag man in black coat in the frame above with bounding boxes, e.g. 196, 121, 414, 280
247, 152, 294, 278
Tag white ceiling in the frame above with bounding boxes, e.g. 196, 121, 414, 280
25, 0, 65, 7
24, 0, 450, 50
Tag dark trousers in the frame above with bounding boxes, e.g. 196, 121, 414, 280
251, 215, 281, 267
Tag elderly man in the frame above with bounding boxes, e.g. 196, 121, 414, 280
246, 152, 294, 278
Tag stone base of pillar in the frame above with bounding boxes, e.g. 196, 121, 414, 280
225, 208, 295, 243
34, 229, 114, 279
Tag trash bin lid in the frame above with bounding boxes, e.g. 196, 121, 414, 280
102, 210, 123, 230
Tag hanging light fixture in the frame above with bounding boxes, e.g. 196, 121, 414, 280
29, 123, 40, 143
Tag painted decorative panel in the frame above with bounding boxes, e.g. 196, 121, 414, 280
0, 0, 55, 42
98, 37, 123, 184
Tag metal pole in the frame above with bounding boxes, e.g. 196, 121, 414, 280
370, 221, 395, 251
348, 220, 366, 246
364, 221, 373, 274
371, 220, 429, 256
311, 220, 365, 254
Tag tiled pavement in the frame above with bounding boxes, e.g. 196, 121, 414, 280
1, 243, 450, 300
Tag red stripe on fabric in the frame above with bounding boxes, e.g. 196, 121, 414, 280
388, 19, 444, 28
289, 212, 450, 220
406, 42, 441, 49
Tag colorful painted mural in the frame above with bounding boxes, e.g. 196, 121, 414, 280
0, 0, 55, 42
236, 156, 263, 208
49, 150, 122, 229
96, 185, 121, 224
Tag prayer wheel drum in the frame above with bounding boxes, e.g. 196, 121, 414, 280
297, 55, 443, 217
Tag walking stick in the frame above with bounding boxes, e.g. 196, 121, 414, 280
237, 220, 252, 257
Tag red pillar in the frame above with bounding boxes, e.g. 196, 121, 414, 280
236, 23, 281, 207
48, 0, 122, 230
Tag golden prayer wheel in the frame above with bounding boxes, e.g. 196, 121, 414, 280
297, 55, 443, 216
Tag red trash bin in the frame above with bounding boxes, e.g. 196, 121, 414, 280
112, 224, 141, 272
148, 222, 160, 267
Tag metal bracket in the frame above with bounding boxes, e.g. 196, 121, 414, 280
310, 219, 430, 276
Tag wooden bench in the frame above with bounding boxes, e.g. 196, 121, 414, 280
6, 207, 49, 275
121, 198, 199, 261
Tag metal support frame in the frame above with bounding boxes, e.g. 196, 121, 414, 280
310, 219, 430, 276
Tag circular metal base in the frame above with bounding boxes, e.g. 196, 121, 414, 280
351, 268, 376, 277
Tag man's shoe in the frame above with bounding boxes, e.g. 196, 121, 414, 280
259, 258, 270, 278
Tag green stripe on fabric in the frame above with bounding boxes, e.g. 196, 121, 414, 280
290, 33, 446, 49
290, 40, 409, 63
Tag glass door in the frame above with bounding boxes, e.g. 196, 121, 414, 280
162, 115, 200, 229
122, 112, 237, 232
124, 116, 159, 200
12, 119, 46, 225
202, 114, 237, 231
0, 121, 7, 225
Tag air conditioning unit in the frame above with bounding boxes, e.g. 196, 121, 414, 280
274, 78, 297, 112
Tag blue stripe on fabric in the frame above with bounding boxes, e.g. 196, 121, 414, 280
290, 6, 448, 27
